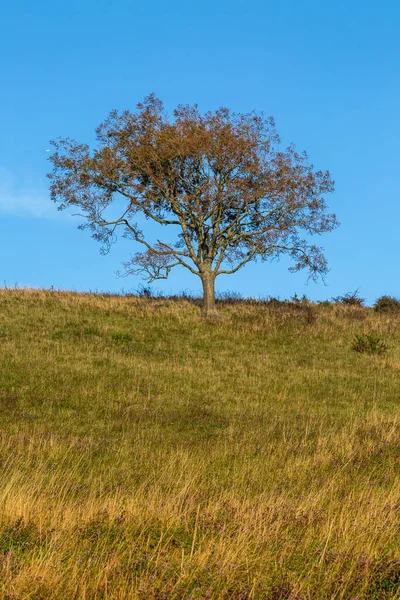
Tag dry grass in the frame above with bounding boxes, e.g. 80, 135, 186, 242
0, 289, 399, 599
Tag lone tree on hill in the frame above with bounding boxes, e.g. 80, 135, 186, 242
48, 94, 338, 316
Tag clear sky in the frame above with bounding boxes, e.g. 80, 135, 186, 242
0, 0, 399, 303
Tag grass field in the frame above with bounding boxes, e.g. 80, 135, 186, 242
0, 288, 399, 599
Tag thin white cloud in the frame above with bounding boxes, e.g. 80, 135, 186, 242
0, 166, 60, 219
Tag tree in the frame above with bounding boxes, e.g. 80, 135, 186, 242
48, 94, 338, 316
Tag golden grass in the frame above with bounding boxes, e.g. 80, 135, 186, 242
0, 289, 399, 598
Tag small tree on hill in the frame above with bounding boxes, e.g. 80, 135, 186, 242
48, 94, 338, 316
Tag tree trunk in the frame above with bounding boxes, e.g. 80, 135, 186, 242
201, 271, 218, 317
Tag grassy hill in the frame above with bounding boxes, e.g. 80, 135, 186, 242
0, 289, 399, 599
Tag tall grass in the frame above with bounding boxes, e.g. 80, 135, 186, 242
0, 289, 399, 599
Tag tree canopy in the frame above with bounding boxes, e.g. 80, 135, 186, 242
48, 94, 338, 315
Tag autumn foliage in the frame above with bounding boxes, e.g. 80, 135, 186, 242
49, 95, 337, 315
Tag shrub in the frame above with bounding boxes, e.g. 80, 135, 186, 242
216, 290, 243, 303
352, 333, 388, 355
137, 285, 154, 298
317, 300, 332, 307
374, 295, 400, 313
291, 293, 310, 304
333, 290, 365, 306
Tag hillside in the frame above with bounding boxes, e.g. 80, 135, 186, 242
0, 289, 399, 599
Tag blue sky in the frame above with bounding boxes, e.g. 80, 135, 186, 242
0, 0, 399, 303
